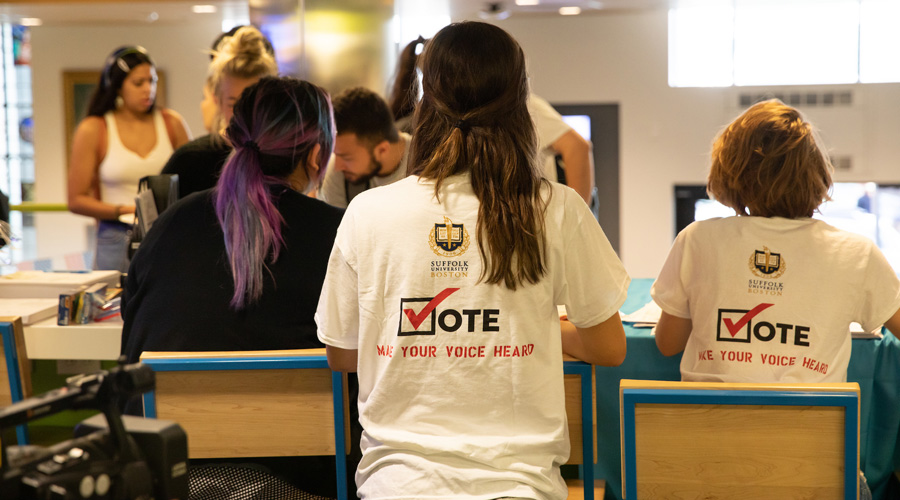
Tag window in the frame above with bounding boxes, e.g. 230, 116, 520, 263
669, 0, 900, 87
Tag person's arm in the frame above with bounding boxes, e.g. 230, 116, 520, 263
67, 117, 134, 220
326, 345, 358, 373
655, 311, 693, 356
884, 306, 900, 338
162, 108, 192, 149
561, 312, 626, 366
552, 129, 594, 205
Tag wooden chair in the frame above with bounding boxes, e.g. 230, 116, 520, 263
620, 379, 860, 500
139, 349, 350, 500
0, 316, 31, 445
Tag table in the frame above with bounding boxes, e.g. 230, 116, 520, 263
595, 278, 900, 500
23, 317, 122, 360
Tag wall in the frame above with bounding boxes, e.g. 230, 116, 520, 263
25, 8, 900, 275
486, 9, 900, 278
29, 19, 223, 260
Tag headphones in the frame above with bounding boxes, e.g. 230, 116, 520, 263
101, 45, 152, 88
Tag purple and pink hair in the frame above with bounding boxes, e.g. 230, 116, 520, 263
214, 76, 334, 309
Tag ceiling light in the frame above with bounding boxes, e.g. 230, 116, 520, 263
479, 2, 511, 21
559, 6, 582, 15
516, 0, 540, 5
193, 5, 218, 14
19, 18, 42, 26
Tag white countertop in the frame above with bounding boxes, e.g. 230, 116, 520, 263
23, 316, 122, 360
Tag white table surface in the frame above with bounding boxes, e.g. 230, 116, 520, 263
23, 316, 122, 360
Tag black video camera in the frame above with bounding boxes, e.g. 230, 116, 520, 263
0, 362, 188, 500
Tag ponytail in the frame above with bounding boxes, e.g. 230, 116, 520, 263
411, 22, 547, 290
215, 76, 335, 309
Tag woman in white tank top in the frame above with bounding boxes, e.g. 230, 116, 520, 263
67, 46, 191, 272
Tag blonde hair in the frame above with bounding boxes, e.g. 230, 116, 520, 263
707, 99, 833, 218
207, 26, 278, 136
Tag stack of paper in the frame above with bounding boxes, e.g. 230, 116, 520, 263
621, 301, 662, 328
0, 298, 59, 325
0, 270, 119, 298
850, 322, 883, 340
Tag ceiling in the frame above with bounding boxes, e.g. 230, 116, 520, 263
0, 0, 669, 26
0, 1, 246, 26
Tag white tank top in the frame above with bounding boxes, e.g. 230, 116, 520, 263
98, 109, 174, 207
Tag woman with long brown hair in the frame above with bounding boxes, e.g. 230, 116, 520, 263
316, 22, 628, 499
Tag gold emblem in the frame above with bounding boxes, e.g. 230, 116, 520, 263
749, 246, 786, 279
429, 216, 470, 257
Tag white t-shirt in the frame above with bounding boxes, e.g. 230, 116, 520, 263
317, 174, 629, 500
652, 216, 900, 383
527, 94, 572, 183
317, 132, 411, 208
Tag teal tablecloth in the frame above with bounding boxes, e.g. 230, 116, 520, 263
595, 278, 900, 500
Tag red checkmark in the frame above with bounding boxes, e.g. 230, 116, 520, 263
722, 303, 774, 337
403, 288, 460, 329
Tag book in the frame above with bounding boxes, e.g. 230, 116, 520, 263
57, 293, 73, 326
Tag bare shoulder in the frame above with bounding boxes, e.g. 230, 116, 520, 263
72, 115, 106, 143
76, 115, 105, 134
161, 108, 186, 125
160, 107, 192, 146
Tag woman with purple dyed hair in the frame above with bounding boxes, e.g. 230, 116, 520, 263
121, 75, 342, 363
121, 76, 347, 497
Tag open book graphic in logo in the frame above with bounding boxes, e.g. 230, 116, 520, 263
748, 246, 786, 279
429, 217, 469, 257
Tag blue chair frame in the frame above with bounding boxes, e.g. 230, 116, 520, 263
141, 353, 348, 500
621, 385, 859, 500
564, 359, 595, 499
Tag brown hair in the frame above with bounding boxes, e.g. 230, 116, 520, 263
388, 36, 425, 122
708, 99, 833, 218
333, 87, 400, 146
410, 21, 547, 290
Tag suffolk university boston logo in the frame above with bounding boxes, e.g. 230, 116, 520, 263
430, 217, 470, 278
429, 217, 469, 257
748, 246, 786, 296
748, 246, 786, 279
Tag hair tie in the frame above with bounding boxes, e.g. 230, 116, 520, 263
454, 119, 471, 134
243, 140, 260, 153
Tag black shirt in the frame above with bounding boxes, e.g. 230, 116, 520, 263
160, 134, 232, 198
121, 188, 344, 363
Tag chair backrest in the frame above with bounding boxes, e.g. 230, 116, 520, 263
139, 349, 349, 500
619, 379, 859, 500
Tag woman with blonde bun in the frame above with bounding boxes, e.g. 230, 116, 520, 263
162, 25, 278, 197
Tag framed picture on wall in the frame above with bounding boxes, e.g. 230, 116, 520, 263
62, 70, 167, 167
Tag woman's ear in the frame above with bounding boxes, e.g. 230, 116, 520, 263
306, 143, 322, 175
